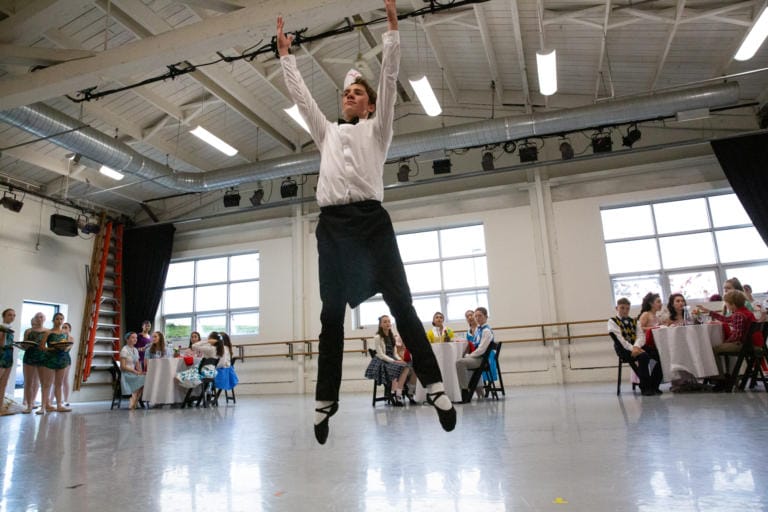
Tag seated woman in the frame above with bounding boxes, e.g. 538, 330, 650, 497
698, 290, 758, 376
662, 293, 687, 326
426, 312, 453, 343
192, 331, 224, 360
364, 315, 412, 406
188, 331, 201, 351
145, 331, 166, 364
120, 332, 145, 410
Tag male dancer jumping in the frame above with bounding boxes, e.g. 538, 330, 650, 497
277, 0, 456, 444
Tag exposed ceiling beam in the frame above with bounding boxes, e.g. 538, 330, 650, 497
95, 0, 295, 153
508, 0, 531, 114
179, 0, 244, 13
717, 1, 767, 76
0, 0, 93, 45
421, 11, 473, 28
651, 0, 685, 91
0, 0, 383, 110
411, 0, 459, 104
41, 28, 230, 170
351, 13, 412, 104
190, 66, 296, 152
472, 4, 503, 107
0, 44, 93, 66
81, 102, 217, 171
594, 0, 614, 101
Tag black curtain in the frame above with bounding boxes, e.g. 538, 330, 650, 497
711, 133, 768, 246
123, 224, 176, 334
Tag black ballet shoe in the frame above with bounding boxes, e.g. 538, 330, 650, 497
392, 396, 404, 407
426, 391, 456, 432
407, 394, 417, 405
314, 402, 338, 445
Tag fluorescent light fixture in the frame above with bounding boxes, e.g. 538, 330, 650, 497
408, 76, 442, 117
735, 6, 768, 61
284, 105, 310, 133
190, 125, 238, 156
536, 50, 558, 96
99, 165, 124, 181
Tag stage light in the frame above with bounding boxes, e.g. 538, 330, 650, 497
519, 141, 538, 163
481, 151, 495, 171
249, 188, 264, 206
280, 177, 298, 198
77, 215, 100, 234
432, 158, 451, 175
223, 187, 241, 207
0, 191, 23, 212
397, 164, 411, 183
622, 125, 642, 148
559, 141, 574, 160
591, 132, 613, 153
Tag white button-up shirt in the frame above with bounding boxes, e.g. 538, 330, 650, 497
281, 31, 400, 207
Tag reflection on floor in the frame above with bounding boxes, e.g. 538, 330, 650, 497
2, 383, 768, 511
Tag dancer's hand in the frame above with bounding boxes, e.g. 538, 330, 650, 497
276, 16, 294, 57
384, 0, 397, 30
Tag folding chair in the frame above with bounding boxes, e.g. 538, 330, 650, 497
466, 341, 497, 402
483, 341, 505, 398
610, 333, 641, 396
182, 357, 219, 408
110, 360, 144, 409
368, 349, 393, 407
718, 322, 768, 392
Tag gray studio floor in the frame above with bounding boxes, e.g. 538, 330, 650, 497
2, 383, 768, 511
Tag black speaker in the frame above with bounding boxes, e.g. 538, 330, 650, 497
50, 214, 78, 237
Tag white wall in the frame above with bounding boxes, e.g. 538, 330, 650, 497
0, 198, 93, 398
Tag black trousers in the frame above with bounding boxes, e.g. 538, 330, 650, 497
315, 200, 443, 401
619, 345, 663, 392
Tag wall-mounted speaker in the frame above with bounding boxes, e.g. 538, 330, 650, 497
50, 214, 78, 237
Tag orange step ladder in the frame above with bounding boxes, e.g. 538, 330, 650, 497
74, 220, 123, 389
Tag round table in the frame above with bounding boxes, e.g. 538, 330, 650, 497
414, 341, 468, 403
143, 357, 196, 405
652, 323, 723, 381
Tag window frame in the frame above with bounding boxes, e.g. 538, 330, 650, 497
601, 192, 767, 303
354, 223, 489, 328
161, 251, 260, 342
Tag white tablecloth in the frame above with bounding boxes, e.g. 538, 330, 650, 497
414, 341, 468, 403
653, 324, 723, 381
143, 358, 194, 405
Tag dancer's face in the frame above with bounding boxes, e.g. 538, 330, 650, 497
379, 316, 391, 332
432, 313, 444, 328
341, 84, 375, 121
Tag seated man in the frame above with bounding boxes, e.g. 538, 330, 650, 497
608, 297, 663, 396
456, 307, 494, 403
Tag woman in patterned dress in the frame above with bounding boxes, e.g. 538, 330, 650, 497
40, 312, 72, 413
0, 308, 17, 415
21, 312, 47, 414
364, 315, 411, 406
120, 332, 145, 410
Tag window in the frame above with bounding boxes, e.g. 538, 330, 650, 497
355, 225, 489, 327
601, 193, 768, 304
161, 252, 259, 343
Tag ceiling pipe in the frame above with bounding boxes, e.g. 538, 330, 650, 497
0, 82, 740, 193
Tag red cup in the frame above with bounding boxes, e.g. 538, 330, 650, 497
183, 355, 194, 366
